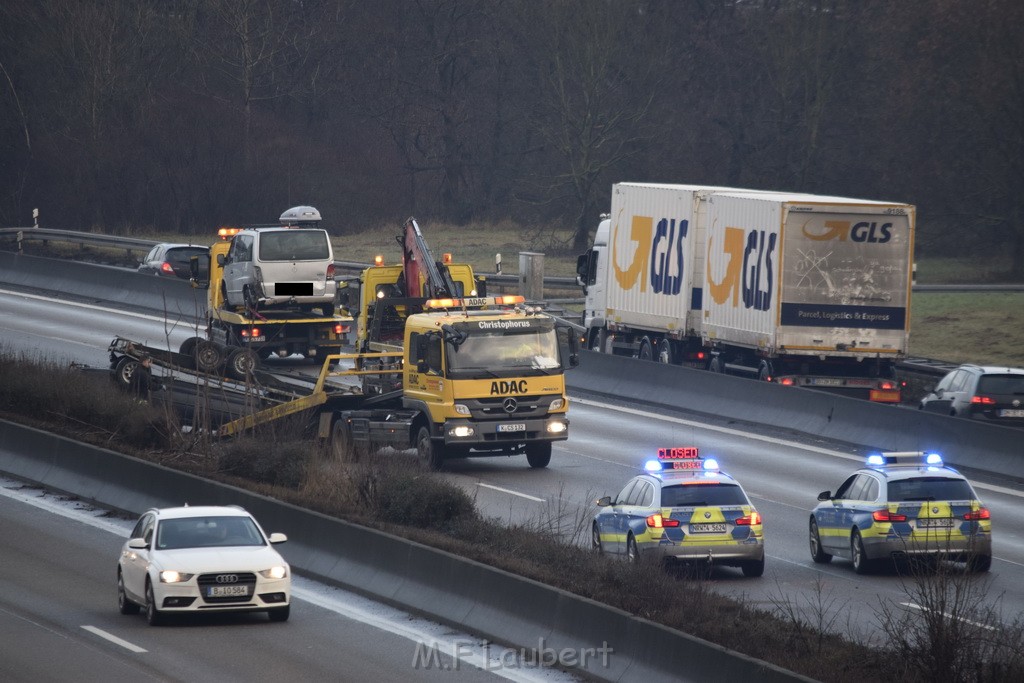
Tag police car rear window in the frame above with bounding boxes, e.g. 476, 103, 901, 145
887, 477, 975, 502
661, 483, 747, 507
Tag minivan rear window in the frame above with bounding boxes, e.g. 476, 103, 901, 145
259, 230, 330, 261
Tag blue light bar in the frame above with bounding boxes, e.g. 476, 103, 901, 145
925, 452, 943, 466
702, 458, 720, 471
866, 454, 886, 466
644, 460, 663, 473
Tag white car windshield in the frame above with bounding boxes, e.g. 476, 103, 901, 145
156, 516, 265, 550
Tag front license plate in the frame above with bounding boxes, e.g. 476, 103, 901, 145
207, 585, 250, 598
690, 523, 727, 533
999, 409, 1024, 417
497, 423, 526, 433
917, 518, 954, 529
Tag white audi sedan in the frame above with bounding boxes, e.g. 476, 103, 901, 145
117, 505, 291, 625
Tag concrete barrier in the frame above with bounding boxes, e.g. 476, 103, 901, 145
0, 251, 203, 320
567, 350, 1023, 481
0, 418, 812, 683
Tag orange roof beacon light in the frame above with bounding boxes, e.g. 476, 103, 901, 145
374, 255, 384, 267
218, 227, 240, 240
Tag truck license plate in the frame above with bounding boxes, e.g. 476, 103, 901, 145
245, 336, 266, 343
498, 423, 526, 433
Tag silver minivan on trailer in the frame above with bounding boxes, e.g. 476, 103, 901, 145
219, 206, 337, 316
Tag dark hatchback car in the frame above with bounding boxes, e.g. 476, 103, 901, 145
919, 364, 1024, 424
138, 243, 209, 279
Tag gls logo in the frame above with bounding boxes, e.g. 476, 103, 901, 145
611, 213, 688, 295
801, 220, 893, 243
707, 227, 776, 312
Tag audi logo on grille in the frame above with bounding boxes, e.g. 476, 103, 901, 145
216, 574, 239, 583
503, 398, 518, 414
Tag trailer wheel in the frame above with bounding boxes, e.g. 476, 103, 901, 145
331, 419, 359, 463
113, 356, 139, 389
657, 339, 673, 365
178, 337, 202, 368
525, 442, 552, 469
227, 348, 259, 379
194, 341, 225, 374
638, 337, 653, 361
416, 426, 444, 470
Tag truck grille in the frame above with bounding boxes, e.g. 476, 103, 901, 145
469, 395, 551, 419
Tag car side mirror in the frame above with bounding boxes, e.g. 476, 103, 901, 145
267, 532, 287, 544
128, 537, 148, 550
817, 491, 832, 502
596, 495, 611, 507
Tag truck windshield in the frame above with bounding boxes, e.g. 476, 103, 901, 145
447, 328, 560, 375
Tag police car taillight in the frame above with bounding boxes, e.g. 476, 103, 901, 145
735, 511, 762, 526
872, 509, 908, 522
646, 514, 680, 529
963, 508, 990, 521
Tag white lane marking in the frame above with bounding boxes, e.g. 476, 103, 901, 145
0, 288, 174, 322
477, 482, 545, 503
81, 625, 148, 653
570, 396, 1023, 499
900, 602, 997, 631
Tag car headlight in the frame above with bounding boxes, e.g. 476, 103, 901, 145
259, 566, 288, 580
159, 570, 194, 583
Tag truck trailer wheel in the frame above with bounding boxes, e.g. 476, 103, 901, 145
416, 426, 445, 470
226, 348, 259, 379
331, 419, 360, 463
178, 337, 202, 368
638, 337, 653, 361
657, 339, 673, 365
525, 442, 552, 469
113, 356, 139, 389
194, 341, 225, 374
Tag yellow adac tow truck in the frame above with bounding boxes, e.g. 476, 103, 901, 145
221, 218, 579, 469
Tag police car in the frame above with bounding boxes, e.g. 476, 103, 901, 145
809, 452, 992, 574
592, 447, 765, 576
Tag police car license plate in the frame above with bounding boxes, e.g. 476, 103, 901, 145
917, 518, 954, 528
999, 409, 1024, 417
498, 423, 526, 432
690, 523, 727, 533
207, 585, 250, 598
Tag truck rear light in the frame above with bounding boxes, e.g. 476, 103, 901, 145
971, 395, 995, 405
241, 327, 261, 338
879, 380, 895, 390
872, 509, 907, 522
779, 377, 795, 386
646, 514, 679, 528
963, 508, 990, 521
334, 324, 349, 334
735, 512, 762, 526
